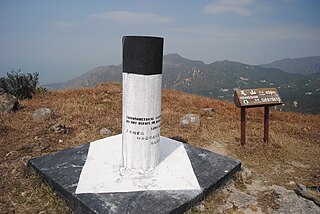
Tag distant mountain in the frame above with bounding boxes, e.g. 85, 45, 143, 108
45, 54, 320, 114
46, 65, 121, 89
162, 55, 319, 114
261, 56, 320, 75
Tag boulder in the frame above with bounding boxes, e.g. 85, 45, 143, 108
32, 108, 54, 122
180, 114, 200, 126
269, 185, 320, 213
295, 184, 320, 207
0, 88, 19, 112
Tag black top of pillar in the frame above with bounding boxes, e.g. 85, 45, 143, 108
123, 36, 163, 75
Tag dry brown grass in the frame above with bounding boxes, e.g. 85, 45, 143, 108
1, 82, 319, 213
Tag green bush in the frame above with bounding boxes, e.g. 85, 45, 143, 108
0, 69, 39, 99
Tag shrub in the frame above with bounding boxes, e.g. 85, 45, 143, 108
0, 69, 39, 99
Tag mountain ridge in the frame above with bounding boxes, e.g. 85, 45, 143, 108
45, 54, 320, 114
261, 55, 320, 75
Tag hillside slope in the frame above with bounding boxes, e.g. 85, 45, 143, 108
1, 83, 319, 213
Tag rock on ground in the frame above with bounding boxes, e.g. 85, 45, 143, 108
100, 127, 112, 137
229, 191, 257, 209
49, 124, 68, 134
240, 168, 253, 184
267, 185, 320, 214
32, 108, 54, 122
201, 107, 215, 117
216, 169, 320, 214
180, 114, 200, 126
0, 89, 19, 112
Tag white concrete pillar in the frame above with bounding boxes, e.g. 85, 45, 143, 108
122, 36, 163, 171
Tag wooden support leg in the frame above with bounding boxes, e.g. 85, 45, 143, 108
241, 107, 246, 146
264, 106, 269, 144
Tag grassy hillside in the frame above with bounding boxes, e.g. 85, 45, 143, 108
1, 82, 319, 213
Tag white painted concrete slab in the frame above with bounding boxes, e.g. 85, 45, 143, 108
75, 134, 201, 194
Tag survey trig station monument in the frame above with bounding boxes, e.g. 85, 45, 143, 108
28, 35, 241, 214
122, 36, 163, 171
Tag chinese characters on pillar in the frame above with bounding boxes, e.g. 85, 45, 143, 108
125, 115, 161, 145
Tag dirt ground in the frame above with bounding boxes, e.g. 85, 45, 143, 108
1, 82, 319, 213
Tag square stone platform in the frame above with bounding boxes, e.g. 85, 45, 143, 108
29, 138, 241, 213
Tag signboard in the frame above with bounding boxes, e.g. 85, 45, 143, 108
234, 88, 282, 108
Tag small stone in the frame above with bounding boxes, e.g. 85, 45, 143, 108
250, 204, 258, 211
201, 107, 214, 117
286, 181, 296, 188
32, 108, 54, 122
197, 205, 205, 212
5, 151, 17, 157
102, 98, 112, 103
21, 156, 32, 166
240, 168, 253, 184
33, 140, 50, 152
0, 90, 19, 112
195, 201, 205, 212
180, 114, 200, 126
100, 127, 112, 137
49, 123, 68, 134
228, 191, 257, 209
58, 139, 63, 143
217, 202, 234, 214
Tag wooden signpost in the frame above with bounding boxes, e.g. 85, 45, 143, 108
234, 88, 283, 145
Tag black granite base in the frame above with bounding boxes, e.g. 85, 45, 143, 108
28, 142, 241, 214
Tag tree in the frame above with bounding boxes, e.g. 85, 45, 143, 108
0, 69, 39, 99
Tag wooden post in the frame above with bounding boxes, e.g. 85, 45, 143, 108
241, 107, 246, 145
122, 36, 164, 171
264, 106, 269, 143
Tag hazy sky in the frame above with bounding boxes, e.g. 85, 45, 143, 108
1, 0, 320, 84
